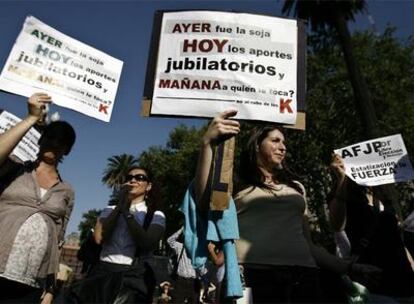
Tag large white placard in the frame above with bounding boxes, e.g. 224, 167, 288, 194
0, 110, 40, 161
0, 16, 123, 122
149, 11, 304, 124
334, 134, 414, 186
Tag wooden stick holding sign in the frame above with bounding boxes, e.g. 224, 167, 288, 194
210, 137, 235, 211
141, 10, 307, 209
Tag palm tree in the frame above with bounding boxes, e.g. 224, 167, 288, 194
282, 0, 399, 217
102, 153, 138, 190
282, 0, 379, 138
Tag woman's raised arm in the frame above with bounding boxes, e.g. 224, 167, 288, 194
0, 93, 51, 166
328, 154, 348, 231
194, 110, 240, 211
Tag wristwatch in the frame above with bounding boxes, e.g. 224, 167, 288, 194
125, 212, 134, 220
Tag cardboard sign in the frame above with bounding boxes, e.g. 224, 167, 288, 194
0, 16, 123, 122
210, 138, 235, 211
143, 10, 306, 128
0, 109, 40, 161
334, 134, 414, 186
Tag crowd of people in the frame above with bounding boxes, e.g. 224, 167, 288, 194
0, 94, 413, 303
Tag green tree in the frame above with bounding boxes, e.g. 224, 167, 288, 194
78, 209, 102, 243
138, 125, 205, 237
102, 153, 138, 204
102, 154, 138, 191
286, 27, 414, 243
282, 1, 413, 218
282, 0, 380, 137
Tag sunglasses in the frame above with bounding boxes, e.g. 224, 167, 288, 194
126, 174, 149, 183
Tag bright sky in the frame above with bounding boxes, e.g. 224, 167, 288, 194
0, 0, 412, 236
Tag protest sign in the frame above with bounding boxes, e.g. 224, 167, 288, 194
143, 10, 306, 128
0, 16, 123, 122
0, 109, 40, 161
334, 134, 414, 186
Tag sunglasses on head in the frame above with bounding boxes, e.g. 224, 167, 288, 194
126, 174, 149, 183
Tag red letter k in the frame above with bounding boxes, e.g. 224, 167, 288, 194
99, 103, 108, 114
279, 98, 293, 114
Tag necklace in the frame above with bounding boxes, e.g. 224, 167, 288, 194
263, 179, 283, 191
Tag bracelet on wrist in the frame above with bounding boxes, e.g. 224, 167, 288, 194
45, 284, 57, 296
124, 212, 134, 220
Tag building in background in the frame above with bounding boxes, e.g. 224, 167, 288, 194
60, 232, 82, 284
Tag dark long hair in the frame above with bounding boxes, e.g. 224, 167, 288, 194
330, 177, 391, 212
127, 166, 162, 213
238, 125, 303, 195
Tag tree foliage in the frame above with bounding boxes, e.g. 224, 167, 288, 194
101, 153, 139, 206
282, 0, 366, 30
78, 208, 102, 243
102, 154, 138, 190
285, 27, 414, 244
305, 27, 414, 154
282, 0, 407, 219
137, 125, 206, 237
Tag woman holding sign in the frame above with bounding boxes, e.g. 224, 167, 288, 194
194, 110, 380, 303
0, 93, 76, 304
329, 154, 414, 298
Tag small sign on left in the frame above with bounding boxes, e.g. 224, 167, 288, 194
0, 110, 40, 161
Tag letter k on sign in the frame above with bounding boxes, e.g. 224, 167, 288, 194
279, 98, 293, 114
99, 103, 108, 114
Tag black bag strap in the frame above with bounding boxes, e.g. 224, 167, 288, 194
143, 207, 155, 230
171, 244, 185, 277
134, 208, 156, 258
